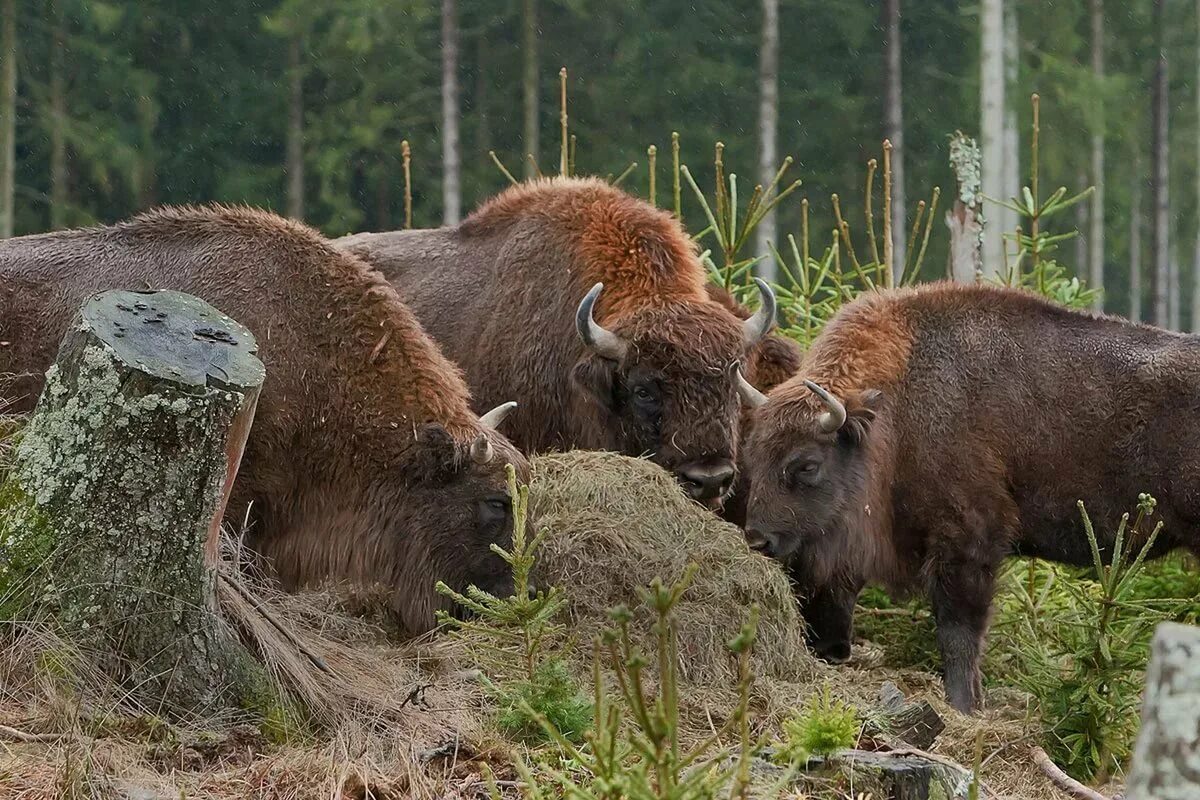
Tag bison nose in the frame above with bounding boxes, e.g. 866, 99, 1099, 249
744, 528, 778, 558
678, 460, 736, 502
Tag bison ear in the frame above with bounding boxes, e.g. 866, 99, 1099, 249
411, 423, 459, 482
571, 354, 619, 412
838, 388, 883, 447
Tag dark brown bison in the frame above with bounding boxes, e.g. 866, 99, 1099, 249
0, 206, 529, 635
738, 282, 1200, 713
336, 177, 777, 507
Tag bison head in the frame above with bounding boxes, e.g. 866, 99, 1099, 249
396, 401, 534, 631
739, 378, 883, 585
571, 279, 777, 508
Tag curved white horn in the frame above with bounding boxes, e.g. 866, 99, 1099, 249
743, 278, 778, 346
480, 400, 517, 429
804, 379, 847, 433
470, 432, 494, 464
737, 367, 768, 408
575, 283, 628, 361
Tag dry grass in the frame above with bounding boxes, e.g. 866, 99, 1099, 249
0, 445, 1066, 799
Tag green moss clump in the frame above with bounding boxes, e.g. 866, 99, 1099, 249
776, 685, 860, 765
0, 477, 56, 618
495, 657, 591, 745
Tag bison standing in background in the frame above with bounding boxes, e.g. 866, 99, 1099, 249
337, 177, 777, 507
738, 282, 1200, 713
0, 206, 529, 635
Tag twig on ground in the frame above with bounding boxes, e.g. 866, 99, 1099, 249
1031, 746, 1113, 800
0, 724, 66, 743
218, 569, 332, 675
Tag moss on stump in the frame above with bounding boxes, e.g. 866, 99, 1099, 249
0, 289, 268, 715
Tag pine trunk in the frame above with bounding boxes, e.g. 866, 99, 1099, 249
1131, 158, 1144, 322
0, 0, 16, 238
0, 290, 267, 713
1075, 167, 1089, 274
1089, 0, 1105, 310
475, 34, 491, 159
1195, 0, 1200, 331
979, 0, 1005, 277
1124, 622, 1200, 799
1000, 2, 1020, 254
441, 0, 461, 225
754, 0, 780, 276
1151, 0, 1169, 327
884, 0, 906, 276
286, 36, 304, 221
1170, 238, 1181, 330
522, 0, 538, 178
133, 92, 157, 209
49, 0, 67, 230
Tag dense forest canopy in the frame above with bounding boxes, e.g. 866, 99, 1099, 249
1, 0, 1196, 321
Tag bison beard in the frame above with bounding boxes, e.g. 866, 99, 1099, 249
742, 282, 1200, 714
336, 177, 778, 509
0, 206, 531, 636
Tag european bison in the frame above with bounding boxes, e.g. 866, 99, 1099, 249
738, 282, 1200, 713
704, 282, 803, 526
0, 206, 529, 635
337, 177, 777, 507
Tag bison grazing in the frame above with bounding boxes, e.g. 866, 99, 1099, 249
0, 206, 529, 635
738, 282, 1200, 713
337, 177, 777, 507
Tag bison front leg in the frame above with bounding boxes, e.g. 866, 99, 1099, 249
798, 580, 863, 664
929, 555, 998, 714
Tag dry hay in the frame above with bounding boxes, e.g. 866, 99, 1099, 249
0, 446, 1068, 799
531, 450, 815, 688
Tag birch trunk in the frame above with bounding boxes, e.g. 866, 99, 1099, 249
754, 0, 780, 277
441, 0, 461, 225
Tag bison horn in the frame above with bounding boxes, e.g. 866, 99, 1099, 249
742, 278, 778, 346
480, 400, 517, 429
736, 367, 768, 408
576, 283, 629, 361
471, 433, 495, 465
804, 379, 847, 433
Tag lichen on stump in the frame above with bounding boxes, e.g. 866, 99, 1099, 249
1125, 622, 1200, 800
0, 289, 267, 714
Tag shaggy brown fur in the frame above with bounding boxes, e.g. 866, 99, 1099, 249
742, 281, 1200, 713
337, 177, 772, 506
0, 206, 530, 635
704, 283, 803, 526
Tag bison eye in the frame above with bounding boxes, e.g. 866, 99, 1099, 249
786, 457, 822, 488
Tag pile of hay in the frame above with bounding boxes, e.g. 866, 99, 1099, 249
530, 450, 815, 688
0, 446, 1061, 799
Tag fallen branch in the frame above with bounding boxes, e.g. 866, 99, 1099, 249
0, 724, 66, 743
1031, 746, 1112, 800
218, 569, 332, 675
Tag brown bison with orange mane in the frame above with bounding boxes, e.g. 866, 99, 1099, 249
0, 206, 528, 635
337, 178, 777, 507
738, 282, 1200, 713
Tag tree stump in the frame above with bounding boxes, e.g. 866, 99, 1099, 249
0, 289, 267, 714
1124, 622, 1200, 800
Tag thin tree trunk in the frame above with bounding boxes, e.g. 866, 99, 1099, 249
522, 0, 538, 178
1194, 0, 1200, 331
286, 36, 304, 220
1131, 155, 1144, 322
884, 0, 906, 274
49, 0, 67, 230
133, 92, 157, 209
979, 0, 1005, 277
1075, 167, 1089, 274
441, 0, 460, 225
1089, 0, 1105, 310
754, 0, 780, 275
1170, 237, 1181, 330
1151, 0, 1170, 327
0, 0, 16, 238
475, 34, 491, 160
1001, 1, 1020, 257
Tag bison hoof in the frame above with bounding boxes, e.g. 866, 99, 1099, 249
812, 641, 852, 664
